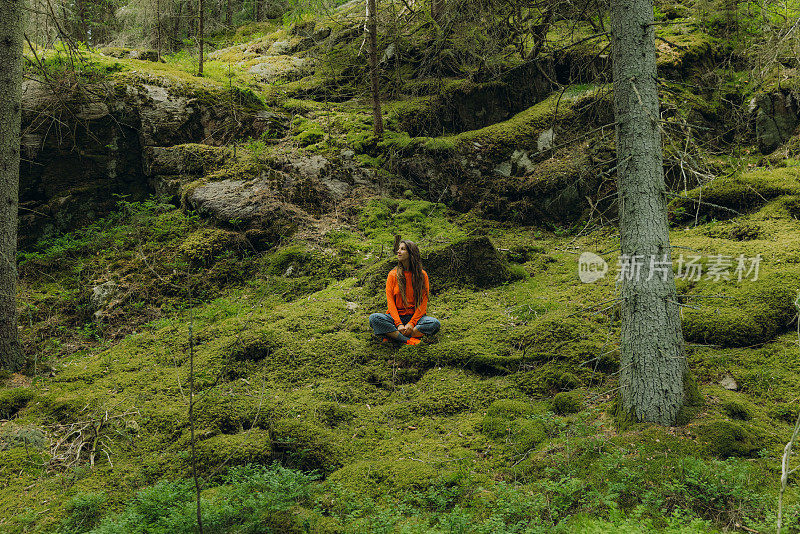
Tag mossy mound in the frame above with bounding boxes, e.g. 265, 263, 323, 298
179, 228, 245, 265
695, 421, 760, 458
328, 459, 437, 499
480, 399, 553, 455
508, 314, 616, 371
552, 391, 582, 415
681, 272, 800, 347
0, 388, 35, 419
271, 419, 344, 473
195, 429, 272, 470
669, 168, 800, 223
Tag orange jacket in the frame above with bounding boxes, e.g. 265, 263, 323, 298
385, 268, 429, 327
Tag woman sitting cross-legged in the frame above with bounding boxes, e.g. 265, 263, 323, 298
369, 240, 441, 346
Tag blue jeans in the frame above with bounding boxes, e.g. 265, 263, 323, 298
369, 313, 441, 336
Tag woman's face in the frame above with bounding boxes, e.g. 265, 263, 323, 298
397, 243, 409, 263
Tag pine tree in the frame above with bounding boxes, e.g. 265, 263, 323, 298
611, 0, 686, 425
0, 0, 24, 372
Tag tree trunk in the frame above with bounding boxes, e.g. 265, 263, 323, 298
611, 0, 685, 425
367, 0, 384, 137
0, 0, 24, 372
254, 0, 259, 22
156, 0, 162, 60
226, 0, 232, 28
198, 0, 204, 76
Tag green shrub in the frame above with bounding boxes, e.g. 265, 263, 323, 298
58, 492, 107, 534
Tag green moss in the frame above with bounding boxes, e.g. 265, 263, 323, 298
195, 429, 272, 470
315, 402, 355, 428
681, 272, 800, 347
179, 228, 242, 264
676, 372, 705, 425
271, 419, 343, 473
552, 391, 582, 415
0, 388, 35, 419
695, 421, 759, 458
721, 399, 753, 421
328, 459, 437, 499
669, 167, 800, 223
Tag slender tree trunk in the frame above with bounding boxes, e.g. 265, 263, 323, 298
254, 0, 259, 22
226, 0, 231, 27
174, 0, 183, 45
156, 0, 162, 60
197, 0, 204, 76
367, 0, 384, 136
611, 0, 685, 425
0, 0, 24, 372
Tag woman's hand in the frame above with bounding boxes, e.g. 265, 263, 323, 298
399, 324, 412, 336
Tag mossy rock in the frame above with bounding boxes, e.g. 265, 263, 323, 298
328, 459, 437, 499
39, 393, 98, 423
480, 399, 549, 454
681, 272, 800, 347
669, 168, 800, 223
401, 339, 522, 374
695, 421, 759, 458
271, 419, 343, 473
702, 221, 762, 241
552, 391, 582, 415
769, 404, 798, 424
195, 429, 272, 470
0, 388, 35, 419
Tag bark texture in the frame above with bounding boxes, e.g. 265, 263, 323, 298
367, 0, 384, 136
611, 0, 685, 425
0, 0, 24, 371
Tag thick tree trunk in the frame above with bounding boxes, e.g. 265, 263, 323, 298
367, 0, 384, 136
611, 0, 685, 425
0, 0, 24, 372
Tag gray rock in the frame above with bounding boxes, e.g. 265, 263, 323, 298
511, 150, 535, 175
270, 40, 293, 55
720, 373, 738, 391
91, 280, 119, 319
187, 179, 265, 226
537, 128, 554, 152
494, 161, 512, 177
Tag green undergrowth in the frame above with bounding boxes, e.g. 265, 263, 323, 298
7, 192, 800, 532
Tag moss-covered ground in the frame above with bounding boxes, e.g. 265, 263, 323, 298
4, 174, 800, 532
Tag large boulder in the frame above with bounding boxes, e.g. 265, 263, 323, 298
18, 77, 271, 246
750, 92, 799, 155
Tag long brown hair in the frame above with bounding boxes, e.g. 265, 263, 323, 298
396, 240, 427, 307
